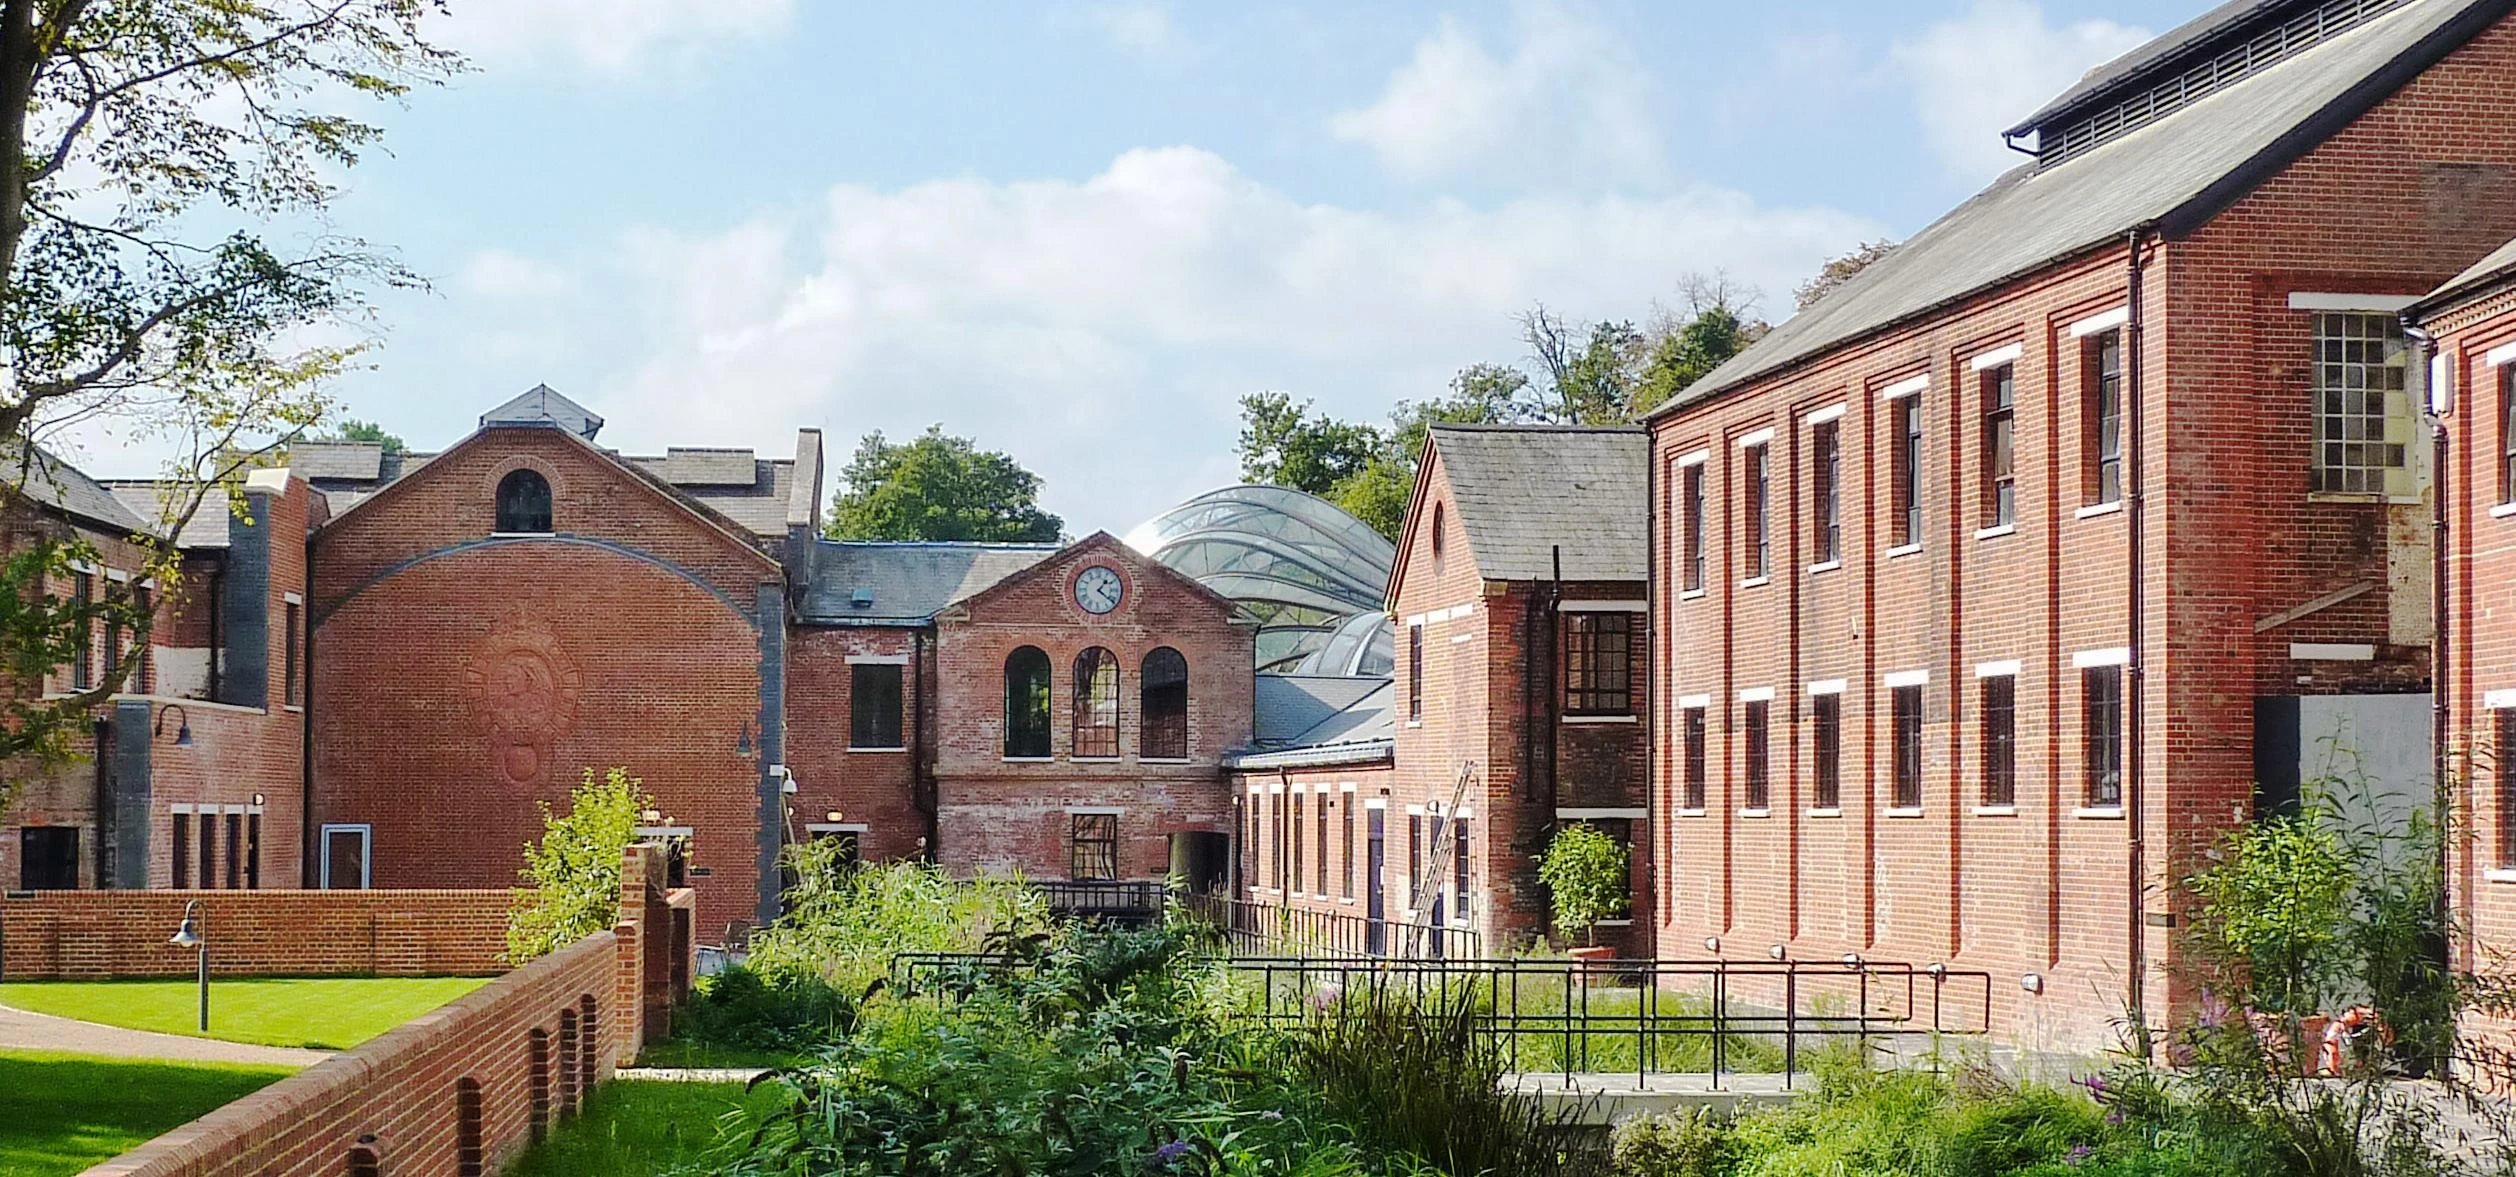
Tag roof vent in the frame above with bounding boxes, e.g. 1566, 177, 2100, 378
850, 587, 875, 610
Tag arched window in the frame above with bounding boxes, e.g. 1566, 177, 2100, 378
496, 468, 553, 533
1004, 647, 1052, 758
1073, 648, 1119, 758
1141, 647, 1188, 760
455, 1078, 484, 1177
1431, 501, 1445, 556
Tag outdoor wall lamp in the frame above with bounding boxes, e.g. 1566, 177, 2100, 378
154, 702, 193, 746
2020, 972, 2045, 994
1924, 963, 1947, 979
1767, 944, 1787, 961
1841, 952, 1864, 969
168, 899, 208, 1031
1702, 936, 1721, 956
825, 811, 843, 823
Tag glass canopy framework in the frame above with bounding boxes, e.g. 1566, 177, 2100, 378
1127, 485, 1396, 676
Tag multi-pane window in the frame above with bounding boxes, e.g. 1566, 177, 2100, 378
1682, 706, 1707, 810
2497, 709, 2516, 869
197, 812, 216, 889
282, 600, 302, 707
71, 571, 93, 689
1408, 812, 1424, 903
1812, 692, 1842, 810
495, 468, 553, 533
1743, 444, 1770, 579
1072, 647, 1120, 758
1564, 613, 1633, 715
1811, 419, 1841, 564
1071, 813, 1118, 881
245, 811, 261, 889
1341, 793, 1355, 899
2501, 367, 2516, 505
133, 585, 152, 694
103, 598, 123, 688
2312, 313, 2409, 495
1983, 364, 2016, 527
1315, 792, 1329, 894
1274, 790, 1288, 889
1891, 685, 1924, 809
1291, 791, 1305, 892
2087, 332, 2124, 505
850, 663, 904, 749
1982, 674, 2017, 807
1140, 647, 1189, 759
1893, 395, 1923, 546
1407, 625, 1424, 722
1681, 462, 1707, 592
1003, 646, 1052, 758
2084, 666, 2125, 808
1452, 816, 1471, 922
225, 813, 242, 889
1742, 699, 1770, 810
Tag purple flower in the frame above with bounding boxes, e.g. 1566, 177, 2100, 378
1147, 1139, 1196, 1170
2075, 1074, 2110, 1100
2198, 991, 2231, 1030
2105, 1110, 2126, 1127
1259, 1110, 1284, 1122
2066, 1145, 2094, 1167
1309, 982, 1344, 1012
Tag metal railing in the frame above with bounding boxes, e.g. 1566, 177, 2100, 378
1179, 893, 1483, 960
1227, 955, 1996, 1087
1027, 879, 1169, 921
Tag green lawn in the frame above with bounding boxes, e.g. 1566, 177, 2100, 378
0, 1049, 297, 1177
0, 976, 492, 1050
508, 1080, 769, 1177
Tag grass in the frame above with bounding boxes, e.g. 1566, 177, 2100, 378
0, 975, 492, 1050
507, 1079, 773, 1177
0, 1048, 297, 1177
634, 1035, 808, 1071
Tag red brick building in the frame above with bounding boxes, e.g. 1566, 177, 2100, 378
2411, 232, 2516, 1054
1228, 676, 1397, 943
1646, 0, 2516, 1052
3, 451, 315, 896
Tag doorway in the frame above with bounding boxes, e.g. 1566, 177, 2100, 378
18, 827, 80, 890
1365, 806, 1386, 955
320, 823, 370, 889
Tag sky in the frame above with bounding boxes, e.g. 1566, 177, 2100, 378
70, 0, 2202, 533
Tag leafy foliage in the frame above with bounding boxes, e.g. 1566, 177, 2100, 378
504, 767, 650, 964
825, 425, 1063, 543
1536, 822, 1630, 946
312, 418, 406, 454
1793, 239, 1899, 312
741, 846, 1048, 995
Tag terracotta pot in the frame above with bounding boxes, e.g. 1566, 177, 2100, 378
1567, 944, 1617, 969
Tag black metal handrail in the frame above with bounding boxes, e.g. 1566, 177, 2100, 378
1179, 893, 1483, 960
1028, 879, 1169, 919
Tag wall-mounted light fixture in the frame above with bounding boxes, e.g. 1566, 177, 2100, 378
2020, 972, 2045, 994
154, 702, 193, 746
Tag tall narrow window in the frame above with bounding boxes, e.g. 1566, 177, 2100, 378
1743, 700, 1770, 810
850, 663, 904, 749
2500, 367, 2516, 505
197, 811, 216, 889
1893, 394, 1923, 546
2312, 313, 2409, 495
1982, 674, 2017, 807
245, 811, 262, 889
282, 600, 302, 707
1682, 462, 1707, 592
1811, 420, 1841, 564
1341, 794, 1356, 899
2084, 666, 2124, 808
1273, 790, 1287, 889
1743, 444, 1770, 579
2087, 332, 2124, 505
1407, 625, 1424, 721
1983, 363, 2016, 527
1408, 812, 1423, 904
1290, 791, 1305, 892
1812, 693, 1842, 810
1140, 647, 1189, 759
1891, 685, 1924, 809
1452, 816, 1471, 922
1315, 792, 1330, 895
171, 811, 191, 889
103, 597, 123, 688
132, 585, 152, 694
1071, 813, 1118, 880
495, 468, 553, 533
225, 812, 242, 889
1563, 613, 1633, 716
1682, 706, 1707, 810
71, 571, 94, 689
1072, 647, 1119, 758
2497, 709, 2516, 868
1003, 646, 1051, 758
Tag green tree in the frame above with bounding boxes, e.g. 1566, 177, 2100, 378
0, 2, 454, 797
826, 426, 1063, 543
315, 418, 406, 454
506, 767, 652, 963
1235, 391, 1383, 495
1794, 239, 1897, 312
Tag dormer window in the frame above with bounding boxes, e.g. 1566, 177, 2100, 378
496, 469, 552, 534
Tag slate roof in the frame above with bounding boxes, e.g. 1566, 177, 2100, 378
3, 444, 155, 536
1428, 424, 1648, 583
2410, 232, 2516, 316
1658, 0, 2501, 415
102, 481, 230, 548
295, 430, 796, 545
1229, 675, 1396, 770
481, 383, 604, 439
288, 441, 386, 481
798, 541, 1060, 624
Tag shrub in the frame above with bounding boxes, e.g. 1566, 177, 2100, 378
1611, 1107, 1729, 1177
742, 845, 1047, 993
505, 767, 649, 963
1537, 823, 1630, 948
676, 965, 859, 1054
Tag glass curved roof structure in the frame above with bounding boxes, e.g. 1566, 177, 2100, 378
1127, 485, 1395, 676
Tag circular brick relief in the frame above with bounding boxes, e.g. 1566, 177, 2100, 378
463, 612, 584, 787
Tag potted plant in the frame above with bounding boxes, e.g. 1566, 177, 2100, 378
1537, 823, 1629, 965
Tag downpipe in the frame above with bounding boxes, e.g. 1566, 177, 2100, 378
2123, 224, 2155, 1057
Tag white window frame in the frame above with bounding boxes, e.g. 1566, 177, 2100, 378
319, 823, 371, 889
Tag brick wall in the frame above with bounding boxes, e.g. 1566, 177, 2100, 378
0, 889, 508, 979
1230, 759, 1392, 912
785, 624, 929, 863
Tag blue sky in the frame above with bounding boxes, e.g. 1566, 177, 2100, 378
78, 0, 2202, 531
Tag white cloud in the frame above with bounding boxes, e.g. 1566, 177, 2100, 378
1889, 0, 2149, 182
1327, 1, 1664, 188
459, 249, 576, 302
436, 0, 793, 74
489, 147, 1878, 530
1084, 2, 1194, 64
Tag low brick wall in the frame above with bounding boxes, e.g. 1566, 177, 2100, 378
0, 889, 510, 980
83, 930, 625, 1177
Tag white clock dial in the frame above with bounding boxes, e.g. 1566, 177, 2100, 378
1074, 565, 1124, 614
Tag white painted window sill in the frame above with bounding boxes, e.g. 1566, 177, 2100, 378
1562, 714, 1638, 725
1678, 808, 1708, 818
1884, 806, 1925, 818
1001, 756, 1054, 764
1974, 524, 2016, 541
2306, 492, 2385, 505
2493, 502, 2516, 520
1072, 756, 1122, 763
1739, 575, 1771, 589
1338, 897, 1356, 905
1806, 807, 1843, 819
1973, 805, 2019, 817
849, 746, 908, 754
1738, 807, 1771, 818
2486, 869, 2516, 884
1885, 543, 1923, 559
1807, 560, 1842, 575
1141, 757, 1194, 765
283, 703, 305, 714
2074, 806, 2126, 820
1680, 587, 1707, 601
2075, 501, 2123, 519
1596, 919, 1635, 927
1406, 720, 1423, 728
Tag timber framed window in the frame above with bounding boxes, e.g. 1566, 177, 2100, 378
1811, 692, 1842, 809
2086, 331, 2124, 505
1981, 673, 2017, 807
2084, 666, 2124, 808
495, 468, 553, 534
1742, 700, 1770, 810
2498, 708, 2516, 869
1003, 646, 1052, 758
2500, 366, 2516, 505
1681, 461, 1707, 592
1071, 813, 1119, 881
1563, 613, 1633, 716
1072, 647, 1120, 758
1811, 419, 1841, 563
1742, 442, 1770, 580
72, 571, 93, 689
1893, 395, 1923, 546
1891, 685, 1924, 809
1982, 363, 2016, 527
850, 663, 904, 750
1140, 647, 1189, 759
1407, 625, 1424, 721
1682, 705, 1707, 810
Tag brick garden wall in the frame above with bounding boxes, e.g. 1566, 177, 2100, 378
0, 889, 509, 980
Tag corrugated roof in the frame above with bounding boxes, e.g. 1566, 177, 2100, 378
4, 445, 154, 536
1428, 425, 1648, 582
798, 541, 1059, 623
2412, 232, 2516, 315
1661, 0, 2497, 415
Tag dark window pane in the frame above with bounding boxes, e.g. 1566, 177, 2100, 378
1983, 675, 2017, 807
850, 663, 904, 749
1743, 700, 1770, 810
1003, 646, 1052, 758
2084, 666, 2124, 808
1408, 625, 1425, 722
495, 469, 553, 533
1813, 693, 1842, 810
1683, 707, 1707, 810
1072, 647, 1119, 758
1893, 686, 1925, 809
1071, 813, 1119, 880
1984, 364, 2016, 527
1564, 612, 1633, 715
1812, 421, 1841, 563
1140, 647, 1189, 759
1682, 464, 1706, 592
2090, 333, 2123, 505
18, 827, 79, 890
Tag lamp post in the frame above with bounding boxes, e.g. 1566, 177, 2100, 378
170, 900, 207, 1032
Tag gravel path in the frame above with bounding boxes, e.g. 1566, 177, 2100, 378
0, 1000, 329, 1067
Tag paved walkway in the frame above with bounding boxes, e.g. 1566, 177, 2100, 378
0, 1000, 331, 1068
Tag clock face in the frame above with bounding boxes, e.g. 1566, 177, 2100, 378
1073, 565, 1124, 615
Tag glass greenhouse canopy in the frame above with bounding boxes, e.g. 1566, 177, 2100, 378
1127, 484, 1396, 676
